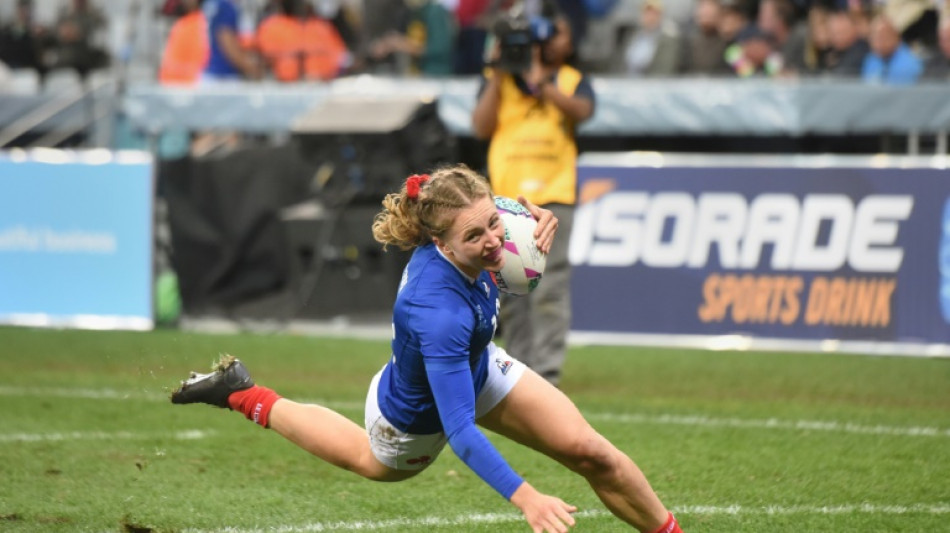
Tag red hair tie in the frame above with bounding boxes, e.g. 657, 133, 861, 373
406, 174, 430, 200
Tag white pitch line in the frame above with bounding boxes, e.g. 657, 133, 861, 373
0, 385, 365, 411
184, 503, 950, 533
3, 386, 949, 438
585, 412, 950, 438
0, 429, 214, 443
675, 503, 950, 515
0, 385, 166, 401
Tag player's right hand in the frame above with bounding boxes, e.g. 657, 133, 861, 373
517, 196, 557, 254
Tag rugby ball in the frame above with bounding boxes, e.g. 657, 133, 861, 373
493, 196, 547, 295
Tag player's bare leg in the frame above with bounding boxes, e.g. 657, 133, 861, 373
171, 355, 414, 482
267, 399, 416, 481
478, 369, 675, 532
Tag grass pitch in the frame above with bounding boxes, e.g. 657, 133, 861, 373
0, 326, 948, 532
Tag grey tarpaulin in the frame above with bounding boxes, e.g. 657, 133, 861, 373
118, 77, 950, 137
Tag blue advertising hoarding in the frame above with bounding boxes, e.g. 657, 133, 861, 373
570, 153, 950, 350
0, 150, 153, 330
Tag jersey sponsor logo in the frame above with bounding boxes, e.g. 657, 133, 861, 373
570, 191, 913, 273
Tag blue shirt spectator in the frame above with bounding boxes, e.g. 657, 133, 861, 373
861, 13, 922, 85
202, 0, 246, 80
861, 42, 922, 84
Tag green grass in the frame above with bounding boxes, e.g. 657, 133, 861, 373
0, 326, 948, 532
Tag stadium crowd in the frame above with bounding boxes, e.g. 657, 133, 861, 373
0, 0, 109, 83
1, 0, 948, 88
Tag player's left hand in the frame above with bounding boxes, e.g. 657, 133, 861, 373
518, 196, 557, 254
510, 482, 577, 533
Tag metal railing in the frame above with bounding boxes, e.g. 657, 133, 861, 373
0, 75, 116, 149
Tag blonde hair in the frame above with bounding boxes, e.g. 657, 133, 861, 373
372, 164, 492, 250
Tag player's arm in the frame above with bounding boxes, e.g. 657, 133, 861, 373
425, 357, 522, 496
425, 358, 576, 531
415, 292, 518, 497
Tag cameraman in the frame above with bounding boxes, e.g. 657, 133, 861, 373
471, 11, 595, 386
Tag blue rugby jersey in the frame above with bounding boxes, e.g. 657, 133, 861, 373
377, 243, 523, 499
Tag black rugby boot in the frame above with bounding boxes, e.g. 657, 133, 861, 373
171, 354, 254, 408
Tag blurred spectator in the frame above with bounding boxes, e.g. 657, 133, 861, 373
757, 0, 808, 74
369, 0, 457, 76
552, 0, 589, 52
679, 0, 729, 75
922, 19, 950, 78
201, 0, 262, 81
720, 0, 751, 70
609, 0, 681, 76
361, 0, 411, 73
454, 0, 494, 74
720, 0, 751, 47
861, 12, 923, 84
185, 0, 263, 156
728, 24, 783, 76
720, 0, 751, 37
824, 7, 869, 76
802, 3, 832, 73
847, 0, 873, 39
0, 0, 49, 77
159, 0, 209, 85
48, 0, 109, 78
256, 0, 350, 81
314, 0, 361, 53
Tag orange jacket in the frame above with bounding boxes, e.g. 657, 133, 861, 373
159, 11, 209, 85
256, 14, 348, 82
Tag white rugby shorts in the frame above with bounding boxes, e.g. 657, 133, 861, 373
364, 344, 526, 470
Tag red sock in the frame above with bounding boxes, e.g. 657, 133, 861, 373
227, 385, 282, 428
650, 512, 682, 533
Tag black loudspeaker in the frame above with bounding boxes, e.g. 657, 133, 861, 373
291, 95, 457, 206
280, 201, 411, 320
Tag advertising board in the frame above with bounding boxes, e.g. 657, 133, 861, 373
0, 150, 153, 330
571, 153, 950, 353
